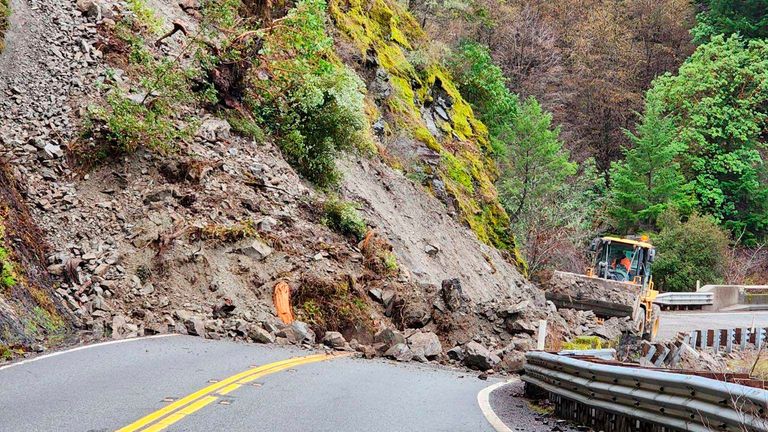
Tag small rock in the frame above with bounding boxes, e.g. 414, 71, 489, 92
374, 328, 405, 351
321, 331, 347, 349
447, 346, 465, 361
247, 324, 274, 344
236, 239, 273, 261
384, 343, 413, 362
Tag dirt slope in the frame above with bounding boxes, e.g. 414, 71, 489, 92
0, 0, 580, 369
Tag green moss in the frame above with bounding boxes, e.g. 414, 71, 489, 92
562, 336, 604, 350
0, 224, 18, 292
443, 152, 474, 192
413, 126, 440, 151
329, 0, 526, 271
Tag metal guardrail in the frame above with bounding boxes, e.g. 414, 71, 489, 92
523, 351, 768, 432
654, 292, 714, 306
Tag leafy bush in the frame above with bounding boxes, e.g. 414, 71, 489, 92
447, 41, 520, 158
322, 198, 368, 241
691, 0, 768, 43
652, 209, 730, 292
246, 0, 369, 188
83, 23, 200, 158
276, 68, 367, 186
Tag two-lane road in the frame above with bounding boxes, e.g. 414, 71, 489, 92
0, 335, 503, 432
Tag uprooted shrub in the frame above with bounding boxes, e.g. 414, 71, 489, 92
360, 231, 398, 277
293, 274, 371, 335
321, 197, 368, 241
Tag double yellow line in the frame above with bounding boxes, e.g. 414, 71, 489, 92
116, 353, 337, 432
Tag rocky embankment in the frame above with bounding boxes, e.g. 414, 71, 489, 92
0, 0, 622, 373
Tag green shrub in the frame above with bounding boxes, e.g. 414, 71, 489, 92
241, 0, 368, 188
227, 114, 265, 142
126, 0, 163, 34
652, 209, 730, 292
322, 198, 367, 241
84, 25, 200, 157
0, 246, 17, 291
275, 68, 367, 187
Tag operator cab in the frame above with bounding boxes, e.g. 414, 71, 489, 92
589, 236, 655, 287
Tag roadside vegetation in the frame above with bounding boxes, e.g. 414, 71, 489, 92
423, 0, 768, 289
81, 0, 767, 290
0, 0, 8, 52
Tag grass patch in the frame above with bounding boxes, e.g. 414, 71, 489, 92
360, 231, 399, 277
126, 0, 163, 34
562, 335, 604, 350
191, 219, 258, 242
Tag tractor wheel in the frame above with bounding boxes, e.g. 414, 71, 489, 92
643, 305, 661, 342
635, 307, 646, 336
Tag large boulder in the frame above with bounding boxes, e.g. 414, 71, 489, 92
374, 328, 405, 351
247, 324, 274, 344
463, 341, 501, 370
407, 331, 442, 358
500, 351, 526, 373
276, 321, 315, 344
322, 331, 347, 349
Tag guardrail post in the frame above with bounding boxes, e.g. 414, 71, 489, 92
700, 329, 708, 350
689, 331, 698, 348
740, 328, 748, 351
536, 320, 547, 350
726, 329, 734, 353
713, 330, 720, 353
759, 328, 766, 350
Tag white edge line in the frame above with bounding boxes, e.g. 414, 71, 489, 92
477, 378, 518, 432
0, 334, 180, 372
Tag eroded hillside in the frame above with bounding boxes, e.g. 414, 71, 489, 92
0, 0, 599, 369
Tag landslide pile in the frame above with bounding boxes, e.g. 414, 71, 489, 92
0, 0, 601, 370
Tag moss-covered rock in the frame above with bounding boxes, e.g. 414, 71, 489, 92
329, 0, 526, 271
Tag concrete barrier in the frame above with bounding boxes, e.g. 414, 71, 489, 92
699, 285, 768, 311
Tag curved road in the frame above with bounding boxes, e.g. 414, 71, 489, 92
0, 335, 519, 432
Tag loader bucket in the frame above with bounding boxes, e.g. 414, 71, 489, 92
542, 271, 644, 320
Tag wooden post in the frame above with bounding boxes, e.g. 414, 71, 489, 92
537, 319, 547, 350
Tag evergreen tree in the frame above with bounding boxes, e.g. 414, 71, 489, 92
692, 0, 768, 43
608, 98, 695, 231
497, 97, 576, 222
648, 34, 768, 241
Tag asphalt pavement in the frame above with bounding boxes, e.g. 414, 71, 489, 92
0, 335, 507, 432
658, 310, 768, 340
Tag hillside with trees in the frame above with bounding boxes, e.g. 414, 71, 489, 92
413, 0, 768, 291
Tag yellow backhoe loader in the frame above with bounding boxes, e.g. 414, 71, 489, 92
543, 236, 661, 341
